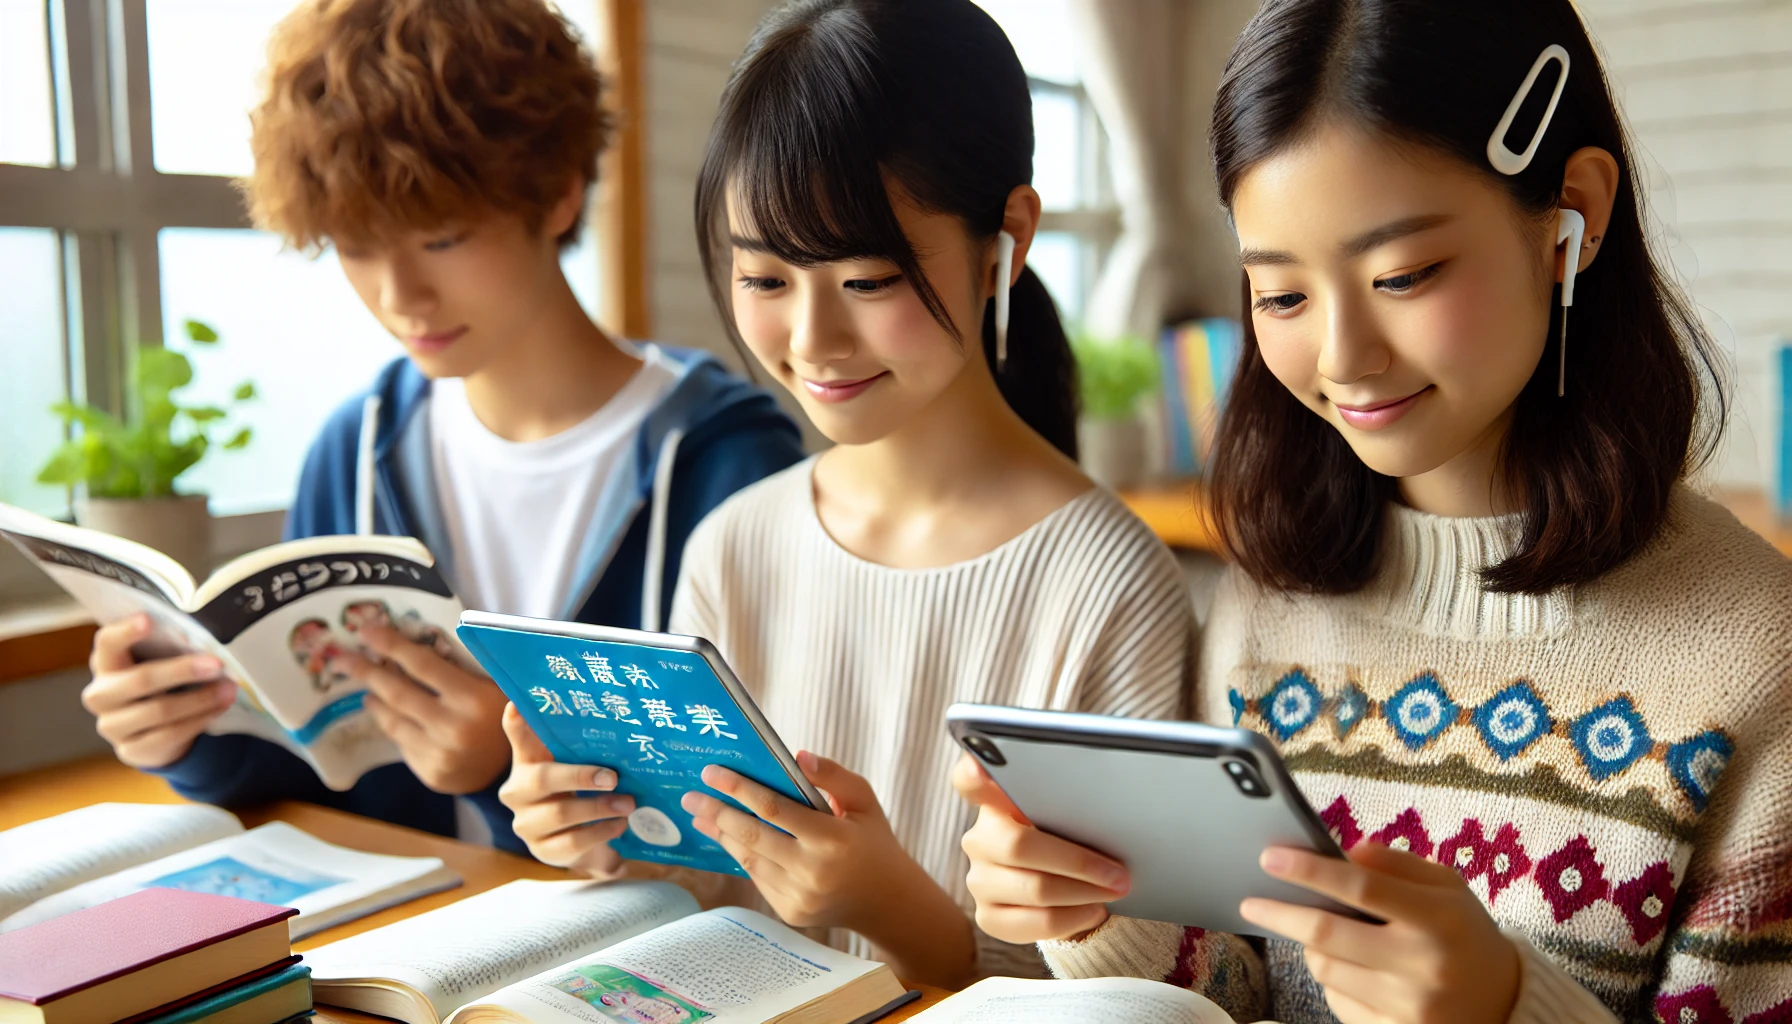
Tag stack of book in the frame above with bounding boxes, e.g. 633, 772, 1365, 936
0, 888, 312, 1024
1158, 318, 1242, 478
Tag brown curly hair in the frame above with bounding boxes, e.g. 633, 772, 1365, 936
243, 0, 612, 251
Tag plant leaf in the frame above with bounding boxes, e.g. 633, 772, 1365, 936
183, 405, 227, 423
222, 427, 253, 450
134, 346, 194, 393
232, 381, 256, 401
184, 319, 219, 344
35, 445, 88, 486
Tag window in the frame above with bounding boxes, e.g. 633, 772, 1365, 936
975, 0, 1118, 323
0, 0, 608, 525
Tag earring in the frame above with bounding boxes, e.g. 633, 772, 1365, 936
995, 231, 1016, 372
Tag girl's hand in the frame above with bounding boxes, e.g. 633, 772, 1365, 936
1240, 843, 1521, 1024
498, 703, 634, 878
681, 752, 976, 988
952, 754, 1130, 943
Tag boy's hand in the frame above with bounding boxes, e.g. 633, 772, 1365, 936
1240, 843, 1521, 1024
952, 753, 1130, 943
681, 753, 977, 988
498, 703, 633, 878
346, 625, 509, 794
83, 615, 237, 769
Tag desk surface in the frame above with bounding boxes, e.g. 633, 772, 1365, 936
0, 755, 948, 1023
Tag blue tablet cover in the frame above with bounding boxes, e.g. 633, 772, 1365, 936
456, 620, 813, 877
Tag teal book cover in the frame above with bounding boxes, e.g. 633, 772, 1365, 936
140, 964, 311, 1024
457, 620, 817, 878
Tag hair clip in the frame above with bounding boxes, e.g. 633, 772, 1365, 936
1487, 44, 1571, 175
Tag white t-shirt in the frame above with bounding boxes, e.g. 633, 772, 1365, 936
428, 344, 679, 619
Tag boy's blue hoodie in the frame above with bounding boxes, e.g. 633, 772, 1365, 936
151, 345, 804, 853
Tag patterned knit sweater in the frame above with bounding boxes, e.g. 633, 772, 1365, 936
1038, 488, 1792, 1024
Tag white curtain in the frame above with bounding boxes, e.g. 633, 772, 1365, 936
1069, 0, 1197, 342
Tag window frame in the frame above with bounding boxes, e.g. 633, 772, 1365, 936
0, 0, 643, 606
1028, 75, 1121, 321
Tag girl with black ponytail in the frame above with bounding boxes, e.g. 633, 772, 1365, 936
499, 0, 1193, 987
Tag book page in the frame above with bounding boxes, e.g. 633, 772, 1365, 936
2, 821, 457, 938
458, 907, 883, 1024
907, 977, 1240, 1024
306, 880, 698, 1020
0, 803, 241, 926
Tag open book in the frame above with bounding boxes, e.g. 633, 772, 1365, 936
303, 879, 906, 1024
909, 977, 1248, 1024
0, 502, 468, 789
0, 803, 459, 939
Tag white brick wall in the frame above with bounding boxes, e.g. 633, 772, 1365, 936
1576, 0, 1790, 489
643, 0, 779, 368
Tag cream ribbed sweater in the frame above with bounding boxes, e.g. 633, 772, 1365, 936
1040, 488, 1792, 1024
668, 459, 1194, 973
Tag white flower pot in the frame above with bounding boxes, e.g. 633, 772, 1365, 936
1079, 416, 1148, 492
76, 494, 214, 579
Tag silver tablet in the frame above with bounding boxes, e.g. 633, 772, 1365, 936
947, 703, 1373, 936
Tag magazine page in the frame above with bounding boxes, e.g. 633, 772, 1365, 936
458, 622, 813, 878
455, 907, 888, 1024
907, 977, 1240, 1024
2, 821, 459, 938
306, 880, 698, 1022
0, 803, 242, 926
189, 544, 466, 744
0, 518, 223, 669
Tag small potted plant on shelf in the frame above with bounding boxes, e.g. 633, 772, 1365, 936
37, 319, 256, 577
1071, 328, 1161, 491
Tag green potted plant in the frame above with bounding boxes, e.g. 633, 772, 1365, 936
37, 320, 256, 576
1071, 328, 1161, 491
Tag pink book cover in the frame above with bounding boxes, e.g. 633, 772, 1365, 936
0, 888, 296, 1005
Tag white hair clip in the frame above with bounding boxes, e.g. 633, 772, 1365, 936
1487, 44, 1571, 175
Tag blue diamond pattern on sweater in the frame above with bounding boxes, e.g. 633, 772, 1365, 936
1666, 730, 1734, 812
1228, 688, 1246, 726
1471, 680, 1554, 761
1264, 670, 1322, 741
1571, 697, 1653, 782
1384, 673, 1459, 750
1331, 682, 1369, 739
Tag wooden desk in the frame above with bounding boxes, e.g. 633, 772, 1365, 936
0, 755, 949, 1023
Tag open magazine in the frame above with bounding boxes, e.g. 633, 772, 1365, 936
302, 879, 907, 1024
0, 502, 468, 789
0, 803, 459, 938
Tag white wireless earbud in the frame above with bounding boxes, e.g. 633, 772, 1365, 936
1555, 208, 1586, 397
995, 230, 1016, 372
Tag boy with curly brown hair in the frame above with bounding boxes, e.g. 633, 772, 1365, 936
80, 0, 802, 852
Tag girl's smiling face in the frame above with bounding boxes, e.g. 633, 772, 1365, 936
725, 190, 995, 447
1232, 123, 1558, 502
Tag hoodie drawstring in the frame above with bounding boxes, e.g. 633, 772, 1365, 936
356, 395, 382, 536
640, 428, 685, 633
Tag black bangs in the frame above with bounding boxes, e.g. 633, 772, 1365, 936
697, 5, 962, 342
693, 0, 1082, 457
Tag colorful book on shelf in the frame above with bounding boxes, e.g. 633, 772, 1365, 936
1, 802, 459, 939
0, 888, 296, 1024
1157, 318, 1242, 476
0, 502, 471, 791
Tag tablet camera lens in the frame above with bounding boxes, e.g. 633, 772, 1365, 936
1225, 759, 1270, 799
965, 734, 1006, 767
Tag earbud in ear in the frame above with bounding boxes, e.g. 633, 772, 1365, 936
995, 231, 1016, 372
1554, 209, 1586, 397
